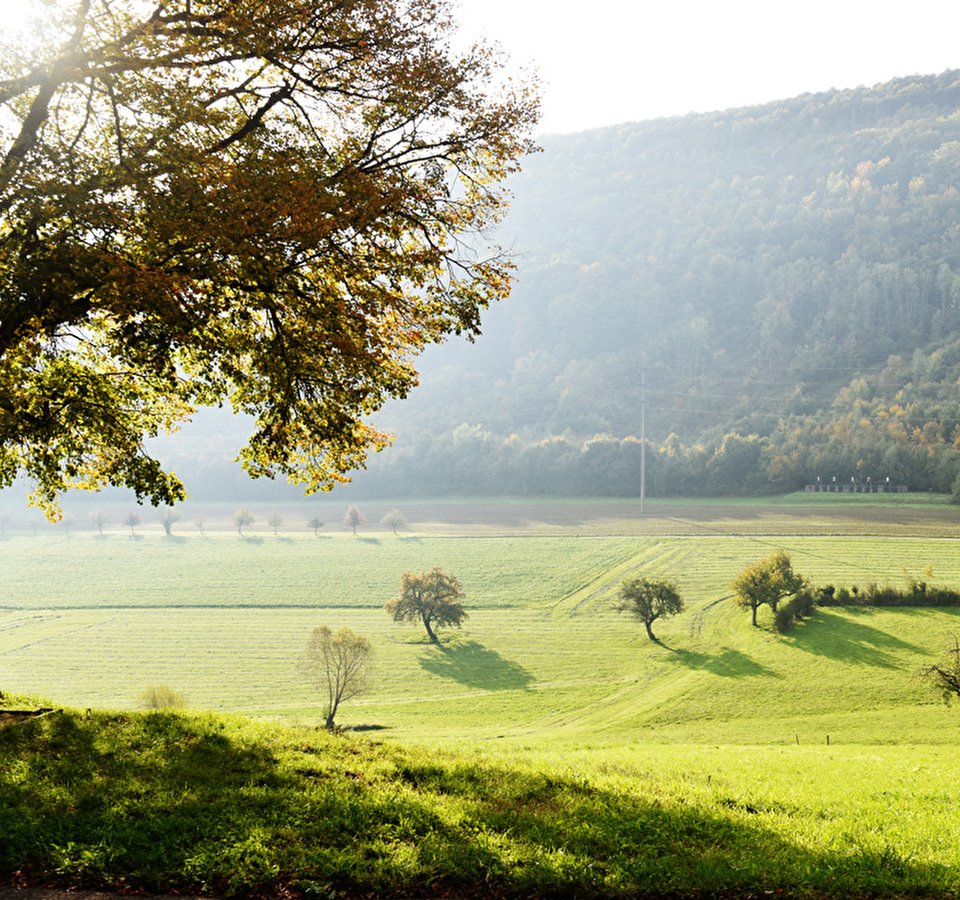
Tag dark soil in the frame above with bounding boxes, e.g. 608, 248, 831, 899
0, 710, 57, 728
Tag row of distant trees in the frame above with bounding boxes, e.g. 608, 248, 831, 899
331, 344, 960, 500
81, 506, 407, 536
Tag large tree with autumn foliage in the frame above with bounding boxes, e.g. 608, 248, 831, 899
0, 0, 538, 515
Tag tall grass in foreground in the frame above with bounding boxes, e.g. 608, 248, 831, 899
1, 708, 957, 898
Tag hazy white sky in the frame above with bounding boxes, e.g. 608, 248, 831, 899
456, 0, 960, 134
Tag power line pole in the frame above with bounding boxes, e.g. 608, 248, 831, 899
640, 365, 646, 514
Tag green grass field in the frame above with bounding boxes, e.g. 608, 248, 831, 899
4, 496, 960, 897
4, 497, 960, 745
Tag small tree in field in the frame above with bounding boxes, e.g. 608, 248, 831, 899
122, 511, 140, 536
614, 576, 684, 641
302, 626, 373, 730
89, 510, 107, 535
194, 515, 207, 536
157, 505, 180, 536
233, 507, 255, 535
139, 685, 187, 709
916, 634, 960, 706
307, 516, 325, 536
343, 505, 365, 535
380, 509, 408, 534
731, 550, 804, 627
385, 566, 468, 643
268, 512, 284, 535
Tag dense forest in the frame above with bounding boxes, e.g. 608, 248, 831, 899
165, 70, 960, 500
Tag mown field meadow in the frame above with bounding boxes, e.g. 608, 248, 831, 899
4, 495, 960, 897
3, 494, 960, 744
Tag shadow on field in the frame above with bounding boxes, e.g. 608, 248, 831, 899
0, 710, 951, 898
356, 537, 381, 545
419, 640, 535, 690
784, 609, 923, 668
669, 647, 777, 678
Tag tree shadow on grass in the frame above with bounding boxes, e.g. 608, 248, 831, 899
419, 640, 535, 691
783, 609, 924, 668
667, 647, 778, 678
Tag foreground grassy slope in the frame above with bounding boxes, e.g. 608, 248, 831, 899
2, 708, 959, 899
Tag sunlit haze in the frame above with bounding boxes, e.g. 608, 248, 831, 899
456, 0, 960, 134
0, 0, 38, 34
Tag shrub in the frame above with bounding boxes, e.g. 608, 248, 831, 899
139, 686, 187, 709
812, 581, 960, 608
772, 587, 820, 634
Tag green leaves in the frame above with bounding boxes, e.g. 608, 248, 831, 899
731, 551, 804, 628
614, 576, 684, 641
385, 566, 468, 643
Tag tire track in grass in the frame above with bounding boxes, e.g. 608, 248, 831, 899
0, 611, 118, 654
554, 541, 690, 616
688, 595, 732, 641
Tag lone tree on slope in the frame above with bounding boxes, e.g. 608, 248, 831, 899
731, 550, 804, 627
614, 576, 684, 642
302, 626, 373, 731
385, 566, 468, 643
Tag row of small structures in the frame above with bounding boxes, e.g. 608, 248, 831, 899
805, 478, 908, 493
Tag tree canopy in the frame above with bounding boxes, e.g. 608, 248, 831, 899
302, 625, 373, 730
613, 576, 683, 641
385, 565, 467, 642
731, 551, 804, 628
0, 0, 538, 516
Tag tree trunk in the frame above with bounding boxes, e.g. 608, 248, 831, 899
645, 621, 656, 641
423, 614, 438, 643
752, 604, 759, 627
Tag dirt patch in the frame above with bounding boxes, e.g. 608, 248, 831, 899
0, 709, 57, 728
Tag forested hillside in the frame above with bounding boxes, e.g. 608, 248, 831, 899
171, 71, 960, 499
